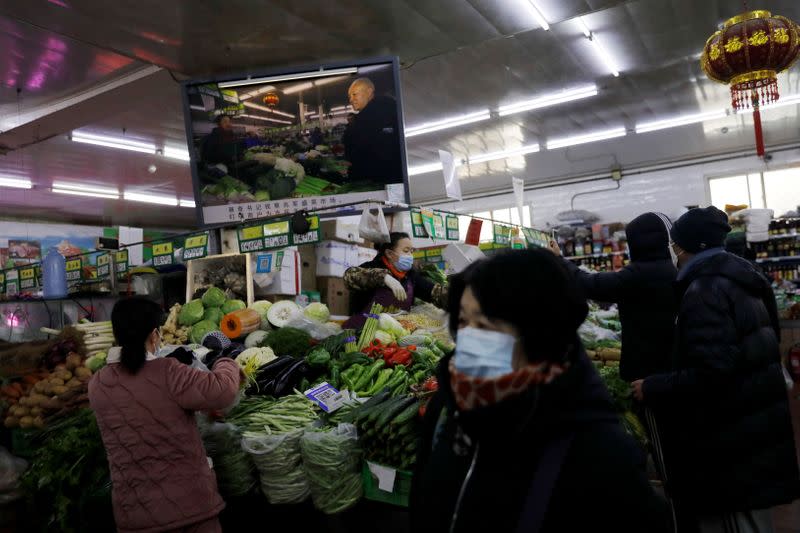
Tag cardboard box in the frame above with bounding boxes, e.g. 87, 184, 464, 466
316, 240, 358, 277
318, 276, 350, 316
320, 219, 363, 244
298, 245, 318, 292
251, 249, 301, 296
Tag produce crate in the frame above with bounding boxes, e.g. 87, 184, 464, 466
361, 462, 413, 507
186, 253, 254, 306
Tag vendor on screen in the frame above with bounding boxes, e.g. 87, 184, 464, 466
201, 114, 243, 167
344, 77, 402, 185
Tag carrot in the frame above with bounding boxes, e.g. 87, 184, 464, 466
10, 383, 23, 394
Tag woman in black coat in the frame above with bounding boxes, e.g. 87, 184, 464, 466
551, 212, 678, 382
411, 249, 669, 533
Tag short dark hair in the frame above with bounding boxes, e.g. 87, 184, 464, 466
111, 297, 164, 374
447, 249, 588, 364
375, 232, 410, 258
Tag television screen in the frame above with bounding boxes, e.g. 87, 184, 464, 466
181, 57, 409, 226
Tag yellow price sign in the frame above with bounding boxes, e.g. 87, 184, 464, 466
153, 242, 173, 256
66, 259, 82, 271
306, 216, 319, 231
241, 226, 263, 240
19, 267, 35, 280
185, 234, 208, 248
263, 221, 290, 237
97, 253, 110, 266
411, 212, 423, 224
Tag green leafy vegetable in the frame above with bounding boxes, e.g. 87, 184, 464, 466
261, 327, 312, 357
178, 299, 204, 326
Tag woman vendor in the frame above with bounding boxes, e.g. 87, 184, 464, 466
342, 232, 447, 329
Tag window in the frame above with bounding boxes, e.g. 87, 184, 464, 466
708, 166, 799, 215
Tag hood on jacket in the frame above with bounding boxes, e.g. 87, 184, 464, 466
626, 213, 671, 262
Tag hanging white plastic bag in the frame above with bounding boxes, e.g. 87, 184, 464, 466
358, 204, 390, 243
242, 429, 310, 504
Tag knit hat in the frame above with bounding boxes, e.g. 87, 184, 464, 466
671, 207, 731, 253
625, 212, 671, 261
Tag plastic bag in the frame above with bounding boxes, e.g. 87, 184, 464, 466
358, 204, 390, 244
0, 446, 27, 504
198, 420, 256, 498
241, 429, 310, 504
300, 424, 362, 514
578, 321, 620, 350
284, 314, 342, 341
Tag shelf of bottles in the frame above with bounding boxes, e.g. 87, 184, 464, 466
558, 225, 629, 272
751, 218, 800, 264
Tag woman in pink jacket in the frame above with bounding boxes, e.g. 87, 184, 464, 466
89, 297, 241, 533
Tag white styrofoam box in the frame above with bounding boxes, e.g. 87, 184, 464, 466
442, 243, 485, 275
356, 246, 377, 265
746, 231, 770, 243
315, 240, 360, 277
320, 216, 363, 244
263, 249, 301, 295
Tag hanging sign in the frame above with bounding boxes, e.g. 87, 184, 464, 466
152, 241, 175, 267
238, 216, 320, 253
433, 214, 446, 240
96, 253, 112, 279
183, 232, 210, 261
493, 224, 512, 246
18, 266, 37, 291
420, 209, 438, 239
465, 219, 483, 246
446, 215, 460, 241
65, 257, 83, 286
5, 269, 18, 298
115, 249, 129, 274
522, 228, 550, 249
425, 247, 444, 264
410, 209, 427, 238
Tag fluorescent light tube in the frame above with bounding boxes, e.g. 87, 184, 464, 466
163, 147, 191, 161
71, 132, 156, 154
405, 110, 491, 137
577, 17, 592, 38
123, 191, 178, 206
52, 181, 119, 195
498, 85, 598, 117
282, 75, 353, 95
587, 34, 620, 77
52, 188, 119, 200
218, 67, 358, 89
240, 114, 293, 125
547, 127, 626, 150
753, 93, 800, 111
0, 176, 32, 189
636, 110, 728, 134
179, 199, 196, 208
467, 143, 540, 164
242, 101, 295, 118
526, 1, 550, 30
408, 162, 445, 176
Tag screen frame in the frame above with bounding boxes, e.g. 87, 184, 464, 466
179, 55, 410, 228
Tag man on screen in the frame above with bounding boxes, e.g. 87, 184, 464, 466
344, 77, 402, 185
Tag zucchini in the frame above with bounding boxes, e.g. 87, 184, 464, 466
391, 400, 420, 427
376, 396, 417, 430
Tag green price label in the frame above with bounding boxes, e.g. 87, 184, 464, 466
152, 242, 174, 267
522, 228, 550, 249
183, 232, 209, 261
425, 248, 444, 263
239, 216, 320, 253
410, 209, 427, 238
65, 258, 83, 285
115, 250, 129, 274
5, 270, 19, 298
492, 224, 512, 246
446, 215, 460, 241
19, 267, 36, 291
96, 253, 111, 279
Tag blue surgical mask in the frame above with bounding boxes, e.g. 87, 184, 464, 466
394, 254, 414, 272
454, 327, 516, 377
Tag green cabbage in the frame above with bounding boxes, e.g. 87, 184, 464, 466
202, 287, 226, 308
178, 299, 205, 326
303, 302, 330, 323
190, 319, 219, 344
373, 330, 394, 345
203, 307, 224, 327
378, 313, 408, 339
221, 299, 246, 315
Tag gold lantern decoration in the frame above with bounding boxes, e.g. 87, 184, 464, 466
263, 92, 279, 107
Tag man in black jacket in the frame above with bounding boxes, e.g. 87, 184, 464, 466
634, 206, 800, 532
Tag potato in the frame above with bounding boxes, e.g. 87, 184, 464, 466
18, 396, 30, 407
52, 385, 68, 396
30, 406, 42, 416
33, 416, 45, 429
66, 353, 82, 371
74, 367, 92, 378
41, 398, 61, 411
55, 364, 67, 372
34, 381, 47, 393
66, 378, 83, 390
19, 416, 34, 429
4, 416, 18, 428
14, 406, 30, 417
55, 370, 72, 382
50, 378, 65, 387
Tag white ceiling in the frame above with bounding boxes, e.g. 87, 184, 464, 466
0, 0, 798, 228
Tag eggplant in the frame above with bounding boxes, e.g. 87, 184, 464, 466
272, 360, 310, 397
247, 356, 297, 395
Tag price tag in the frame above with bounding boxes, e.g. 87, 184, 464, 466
420, 208, 437, 239
304, 382, 347, 413
446, 215, 460, 241
425, 248, 444, 263
115, 249, 129, 274
410, 209, 427, 238
433, 214, 446, 239
65, 258, 83, 285
493, 224, 511, 246
522, 228, 550, 249
152, 241, 174, 267
292, 215, 320, 245
183, 232, 209, 261
263, 220, 290, 249
96, 252, 111, 279
18, 267, 36, 290
367, 462, 398, 492
239, 215, 321, 253
5, 270, 18, 298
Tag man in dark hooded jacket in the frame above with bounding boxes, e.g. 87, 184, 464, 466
634, 206, 800, 532
552, 212, 678, 382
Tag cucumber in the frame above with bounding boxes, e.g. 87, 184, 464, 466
376, 396, 417, 431
354, 391, 391, 423
391, 400, 420, 427
368, 395, 406, 425
404, 440, 417, 453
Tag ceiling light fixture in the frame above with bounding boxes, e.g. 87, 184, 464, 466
405, 110, 491, 137
636, 110, 728, 134
179, 198, 196, 208
240, 114, 293, 125
218, 67, 358, 89
0, 175, 32, 189
407, 162, 446, 176
123, 190, 178, 206
498, 85, 598, 117
751, 92, 800, 111
579, 18, 620, 77
242, 101, 295, 118
282, 75, 353, 95
467, 143, 541, 164
52, 181, 119, 199
162, 147, 191, 161
525, 1, 550, 31
52, 188, 119, 200
547, 127, 626, 150
70, 131, 156, 154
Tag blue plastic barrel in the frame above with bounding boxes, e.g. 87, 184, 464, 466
42, 248, 68, 299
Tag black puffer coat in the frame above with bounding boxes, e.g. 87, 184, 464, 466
643, 252, 800, 513
412, 347, 669, 533
564, 213, 678, 381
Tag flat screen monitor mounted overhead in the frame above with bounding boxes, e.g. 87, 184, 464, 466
181, 57, 409, 227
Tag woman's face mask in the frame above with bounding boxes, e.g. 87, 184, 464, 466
454, 327, 517, 377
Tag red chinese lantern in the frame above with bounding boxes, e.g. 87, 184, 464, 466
701, 9, 799, 156
263, 92, 279, 107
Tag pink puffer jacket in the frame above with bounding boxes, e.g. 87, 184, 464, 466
88, 357, 240, 533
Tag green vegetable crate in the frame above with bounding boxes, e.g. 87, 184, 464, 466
361, 462, 413, 507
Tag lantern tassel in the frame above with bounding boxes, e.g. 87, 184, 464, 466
753, 107, 765, 157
